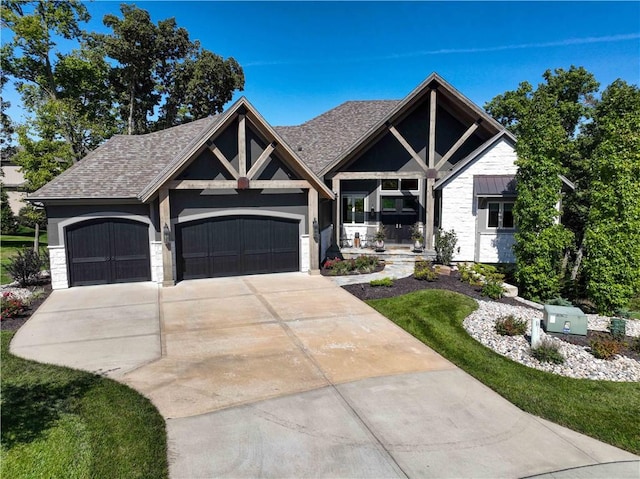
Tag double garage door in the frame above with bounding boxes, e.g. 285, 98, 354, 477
177, 216, 300, 280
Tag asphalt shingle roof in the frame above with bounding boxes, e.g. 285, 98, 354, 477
275, 100, 400, 174
31, 116, 221, 199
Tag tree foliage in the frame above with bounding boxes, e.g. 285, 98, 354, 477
582, 81, 640, 314
1, 1, 245, 192
488, 67, 640, 312
1, 183, 18, 235
91, 4, 245, 134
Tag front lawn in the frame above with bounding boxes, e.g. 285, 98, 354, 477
367, 289, 640, 455
1, 230, 48, 284
0, 331, 168, 479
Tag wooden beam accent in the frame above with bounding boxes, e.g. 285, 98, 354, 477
435, 120, 480, 170
159, 187, 174, 286
332, 177, 341, 245
425, 178, 435, 250
428, 89, 437, 168
308, 188, 320, 272
331, 171, 424, 180
237, 114, 246, 177
246, 143, 276, 179
209, 144, 239, 180
388, 125, 429, 172
168, 179, 311, 190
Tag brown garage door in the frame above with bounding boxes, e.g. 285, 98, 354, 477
177, 216, 299, 280
66, 219, 151, 286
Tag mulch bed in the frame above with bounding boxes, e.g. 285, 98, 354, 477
550, 330, 640, 362
342, 271, 526, 308
320, 261, 386, 277
0, 281, 53, 332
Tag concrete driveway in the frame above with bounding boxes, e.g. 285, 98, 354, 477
11, 273, 639, 478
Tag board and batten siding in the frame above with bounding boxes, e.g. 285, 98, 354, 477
439, 138, 518, 262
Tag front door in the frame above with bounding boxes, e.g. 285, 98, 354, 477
381, 196, 418, 244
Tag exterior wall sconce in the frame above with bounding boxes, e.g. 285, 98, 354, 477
163, 223, 171, 245
313, 218, 320, 242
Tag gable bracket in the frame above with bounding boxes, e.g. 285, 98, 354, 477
238, 114, 247, 176
387, 124, 429, 173
435, 119, 481, 170
246, 142, 277, 180
208, 143, 240, 180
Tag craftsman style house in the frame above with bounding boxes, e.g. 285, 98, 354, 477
29, 73, 518, 289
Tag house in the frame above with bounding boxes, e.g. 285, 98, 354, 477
28, 73, 519, 290
1, 159, 27, 215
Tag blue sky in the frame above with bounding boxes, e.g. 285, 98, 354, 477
4, 1, 640, 126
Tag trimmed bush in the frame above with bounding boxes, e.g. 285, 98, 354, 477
434, 228, 458, 264
370, 277, 394, 287
495, 315, 527, 336
531, 339, 565, 364
590, 337, 622, 360
414, 261, 438, 281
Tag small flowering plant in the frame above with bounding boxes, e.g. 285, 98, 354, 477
1, 292, 28, 320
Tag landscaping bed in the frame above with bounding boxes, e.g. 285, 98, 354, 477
1, 280, 52, 331
343, 271, 524, 307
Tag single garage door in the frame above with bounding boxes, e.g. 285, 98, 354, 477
66, 219, 151, 286
177, 216, 299, 280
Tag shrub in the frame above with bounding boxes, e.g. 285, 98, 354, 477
531, 339, 565, 364
458, 263, 481, 286
1, 292, 28, 320
0, 184, 18, 235
354, 255, 379, 273
589, 337, 622, 360
329, 259, 356, 275
414, 261, 438, 281
494, 315, 527, 336
546, 297, 573, 307
370, 277, 394, 287
6, 248, 44, 286
631, 337, 640, 354
482, 280, 505, 300
434, 228, 458, 265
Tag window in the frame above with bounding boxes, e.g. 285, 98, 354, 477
401, 179, 419, 190
342, 195, 365, 224
382, 179, 398, 190
382, 197, 396, 211
381, 179, 419, 191
487, 201, 515, 229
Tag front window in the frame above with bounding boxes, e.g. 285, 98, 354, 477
487, 201, 515, 229
342, 195, 365, 224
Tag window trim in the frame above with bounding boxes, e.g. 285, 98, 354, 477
342, 193, 367, 225
486, 200, 515, 230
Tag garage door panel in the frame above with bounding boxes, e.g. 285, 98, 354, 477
66, 219, 151, 287
178, 215, 299, 280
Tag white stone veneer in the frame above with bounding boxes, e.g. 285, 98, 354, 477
150, 241, 163, 283
300, 235, 310, 272
440, 138, 518, 262
48, 245, 68, 289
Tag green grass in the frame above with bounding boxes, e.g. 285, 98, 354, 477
0, 331, 168, 479
367, 289, 640, 455
1, 230, 48, 284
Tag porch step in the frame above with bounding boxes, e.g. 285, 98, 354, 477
341, 247, 436, 263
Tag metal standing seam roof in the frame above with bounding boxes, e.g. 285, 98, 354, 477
473, 175, 517, 196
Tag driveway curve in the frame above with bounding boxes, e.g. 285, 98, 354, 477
11, 273, 639, 478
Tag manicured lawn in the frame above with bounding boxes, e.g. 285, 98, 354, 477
1, 230, 48, 284
0, 331, 168, 479
367, 289, 640, 455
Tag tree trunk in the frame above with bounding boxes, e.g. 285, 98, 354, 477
571, 242, 584, 281
33, 222, 40, 254
128, 86, 135, 135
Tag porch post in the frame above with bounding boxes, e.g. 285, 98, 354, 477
332, 177, 341, 245
159, 187, 175, 286
425, 88, 437, 250
308, 188, 320, 273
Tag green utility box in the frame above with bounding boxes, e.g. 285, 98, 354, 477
543, 305, 588, 336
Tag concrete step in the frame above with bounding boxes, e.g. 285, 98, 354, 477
341, 247, 436, 263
